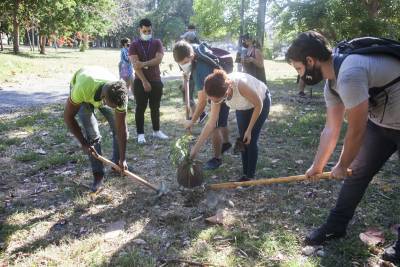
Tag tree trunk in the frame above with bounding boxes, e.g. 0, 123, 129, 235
256, 0, 267, 47
36, 29, 40, 51
364, 0, 379, 18
27, 29, 33, 51
0, 32, 3, 51
31, 27, 35, 51
81, 33, 89, 51
12, 0, 21, 54
39, 35, 46, 54
237, 0, 245, 72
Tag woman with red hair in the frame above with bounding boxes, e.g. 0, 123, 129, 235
190, 70, 271, 181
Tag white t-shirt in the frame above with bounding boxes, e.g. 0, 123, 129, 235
226, 72, 267, 110
324, 54, 400, 130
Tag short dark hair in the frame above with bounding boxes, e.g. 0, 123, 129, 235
204, 69, 229, 98
188, 24, 196, 30
104, 81, 128, 108
286, 31, 331, 63
173, 40, 193, 62
139, 18, 152, 28
120, 37, 130, 48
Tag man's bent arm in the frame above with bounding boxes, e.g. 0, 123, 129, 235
311, 103, 345, 172
337, 100, 369, 169
64, 98, 86, 145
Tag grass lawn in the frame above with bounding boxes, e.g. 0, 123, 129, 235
0, 48, 399, 266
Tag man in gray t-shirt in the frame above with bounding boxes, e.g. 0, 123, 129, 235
286, 31, 400, 264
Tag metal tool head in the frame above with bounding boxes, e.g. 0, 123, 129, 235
155, 181, 168, 198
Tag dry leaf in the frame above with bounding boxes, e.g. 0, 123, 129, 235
205, 209, 225, 225
359, 228, 385, 246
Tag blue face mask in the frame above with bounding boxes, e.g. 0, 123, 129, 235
140, 33, 152, 41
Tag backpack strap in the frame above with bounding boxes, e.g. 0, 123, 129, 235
328, 54, 348, 97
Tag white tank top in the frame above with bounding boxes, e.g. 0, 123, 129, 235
226, 72, 267, 110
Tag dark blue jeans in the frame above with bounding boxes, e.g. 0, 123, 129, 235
78, 103, 119, 177
326, 120, 400, 232
235, 93, 271, 178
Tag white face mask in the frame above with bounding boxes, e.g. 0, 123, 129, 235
179, 61, 192, 74
140, 33, 152, 41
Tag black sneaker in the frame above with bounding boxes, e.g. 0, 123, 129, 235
382, 243, 400, 264
304, 224, 346, 246
199, 111, 208, 124
91, 175, 104, 193
298, 91, 306, 98
204, 157, 222, 170
221, 142, 232, 154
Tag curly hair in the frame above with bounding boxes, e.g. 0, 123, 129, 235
104, 81, 128, 108
204, 69, 229, 98
286, 31, 331, 63
173, 40, 194, 62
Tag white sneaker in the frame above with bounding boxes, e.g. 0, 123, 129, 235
152, 130, 169, 140
137, 134, 146, 144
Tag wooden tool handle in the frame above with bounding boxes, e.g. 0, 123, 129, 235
91, 151, 158, 191
207, 171, 346, 190
184, 78, 191, 120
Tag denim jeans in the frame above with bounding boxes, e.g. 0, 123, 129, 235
78, 103, 119, 177
235, 93, 271, 178
326, 120, 400, 232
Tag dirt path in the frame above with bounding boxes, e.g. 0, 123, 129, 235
0, 74, 181, 114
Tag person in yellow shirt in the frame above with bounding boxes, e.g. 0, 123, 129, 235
64, 66, 129, 192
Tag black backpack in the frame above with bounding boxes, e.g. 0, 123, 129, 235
193, 43, 234, 73
331, 37, 400, 101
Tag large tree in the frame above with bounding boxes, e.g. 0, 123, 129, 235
256, 0, 267, 46
270, 0, 400, 44
192, 0, 258, 41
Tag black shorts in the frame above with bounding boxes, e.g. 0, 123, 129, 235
216, 102, 229, 128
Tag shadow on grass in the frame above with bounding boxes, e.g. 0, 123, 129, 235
1, 49, 78, 59
1, 79, 399, 266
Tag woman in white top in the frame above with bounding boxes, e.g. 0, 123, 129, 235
190, 70, 271, 181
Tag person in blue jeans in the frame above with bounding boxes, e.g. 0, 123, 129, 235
190, 70, 270, 181
64, 66, 129, 192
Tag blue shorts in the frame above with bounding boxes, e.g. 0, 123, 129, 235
216, 102, 229, 128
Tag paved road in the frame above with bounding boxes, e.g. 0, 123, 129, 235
0, 75, 181, 114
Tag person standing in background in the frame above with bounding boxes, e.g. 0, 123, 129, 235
128, 18, 169, 144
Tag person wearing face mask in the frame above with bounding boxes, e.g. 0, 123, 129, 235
64, 66, 129, 193
189, 70, 270, 181
128, 18, 168, 144
173, 40, 232, 170
241, 34, 267, 85
286, 31, 400, 264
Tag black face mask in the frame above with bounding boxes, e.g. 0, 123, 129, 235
301, 64, 323, 86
